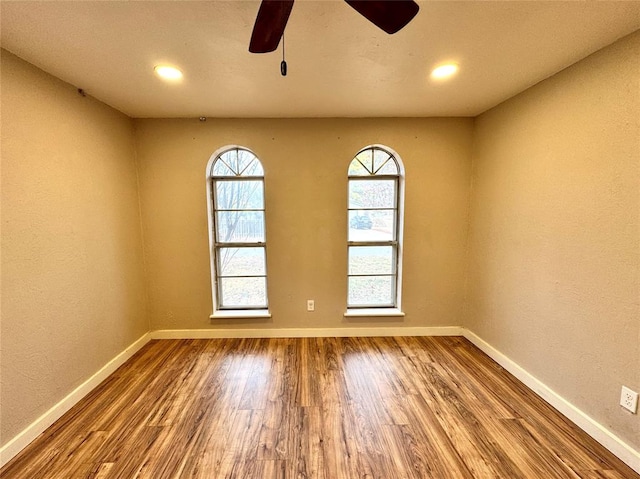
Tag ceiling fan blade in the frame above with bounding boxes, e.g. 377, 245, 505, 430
249, 0, 295, 53
344, 0, 419, 34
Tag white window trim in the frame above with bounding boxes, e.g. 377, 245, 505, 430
210, 310, 272, 319
343, 308, 405, 318
347, 144, 405, 313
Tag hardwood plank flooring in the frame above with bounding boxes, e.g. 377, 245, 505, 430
2, 336, 638, 479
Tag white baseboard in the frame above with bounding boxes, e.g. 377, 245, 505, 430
0, 333, 151, 468
150, 326, 463, 340
462, 329, 640, 475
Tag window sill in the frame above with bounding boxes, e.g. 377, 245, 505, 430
210, 310, 272, 319
344, 308, 405, 318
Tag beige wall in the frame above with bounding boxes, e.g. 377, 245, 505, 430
0, 51, 148, 445
134, 118, 473, 331
466, 31, 640, 450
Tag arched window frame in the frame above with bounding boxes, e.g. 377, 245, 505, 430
346, 145, 405, 315
206, 146, 271, 318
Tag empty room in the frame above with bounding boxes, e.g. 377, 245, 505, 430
1, 1, 639, 477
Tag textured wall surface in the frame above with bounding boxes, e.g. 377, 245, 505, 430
134, 118, 473, 331
0, 51, 148, 445
466, 32, 640, 450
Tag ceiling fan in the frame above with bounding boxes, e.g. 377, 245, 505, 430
249, 0, 420, 54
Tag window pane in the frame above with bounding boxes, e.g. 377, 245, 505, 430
216, 211, 265, 242
219, 150, 239, 173
212, 158, 235, 176
216, 180, 263, 210
373, 150, 394, 174
219, 277, 267, 308
354, 149, 373, 173
377, 158, 399, 175
349, 179, 396, 209
348, 210, 395, 241
348, 158, 369, 176
219, 247, 266, 276
237, 150, 264, 176
348, 276, 394, 306
241, 158, 264, 176
349, 246, 393, 275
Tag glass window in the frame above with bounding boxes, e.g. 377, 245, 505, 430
207, 147, 268, 310
347, 146, 403, 309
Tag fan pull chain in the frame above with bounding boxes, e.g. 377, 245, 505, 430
280, 34, 287, 76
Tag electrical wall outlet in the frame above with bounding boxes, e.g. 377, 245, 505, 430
307, 300, 315, 312
620, 386, 638, 414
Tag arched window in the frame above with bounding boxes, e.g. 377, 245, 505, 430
206, 147, 269, 314
347, 146, 404, 311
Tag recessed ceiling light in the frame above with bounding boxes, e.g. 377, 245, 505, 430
154, 65, 183, 81
431, 63, 459, 80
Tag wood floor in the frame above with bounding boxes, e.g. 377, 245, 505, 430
2, 336, 638, 479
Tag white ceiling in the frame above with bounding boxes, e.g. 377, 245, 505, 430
2, 1, 639, 118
